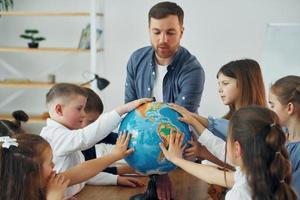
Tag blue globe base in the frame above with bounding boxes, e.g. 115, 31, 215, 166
130, 175, 159, 200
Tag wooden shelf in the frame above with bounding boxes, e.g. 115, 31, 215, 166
0, 114, 47, 123
0, 11, 103, 17
0, 81, 90, 88
0, 47, 103, 53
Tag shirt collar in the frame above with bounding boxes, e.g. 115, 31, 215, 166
46, 118, 69, 130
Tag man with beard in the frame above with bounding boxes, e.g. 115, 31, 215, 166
125, 1, 205, 113
124, 2, 205, 200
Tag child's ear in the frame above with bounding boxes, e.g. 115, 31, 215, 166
234, 141, 242, 159
287, 102, 295, 115
55, 104, 63, 116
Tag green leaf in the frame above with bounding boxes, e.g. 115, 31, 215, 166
35, 37, 46, 41
25, 29, 39, 34
20, 34, 33, 40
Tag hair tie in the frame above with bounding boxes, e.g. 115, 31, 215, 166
0, 136, 18, 149
275, 151, 280, 155
270, 122, 276, 128
280, 179, 285, 183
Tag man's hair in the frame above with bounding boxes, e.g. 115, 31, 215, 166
46, 83, 88, 105
148, 1, 184, 25
84, 88, 104, 114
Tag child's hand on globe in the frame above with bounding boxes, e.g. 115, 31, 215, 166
116, 98, 152, 116
112, 132, 134, 159
169, 103, 205, 134
159, 132, 186, 162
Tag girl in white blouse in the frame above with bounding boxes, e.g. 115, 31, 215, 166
160, 105, 297, 200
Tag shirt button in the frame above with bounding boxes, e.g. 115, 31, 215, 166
148, 87, 151, 91
152, 72, 155, 75
182, 96, 185, 100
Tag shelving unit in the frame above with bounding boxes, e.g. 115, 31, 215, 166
0, 47, 103, 53
0, 81, 90, 88
0, 0, 103, 122
0, 11, 103, 17
0, 113, 47, 123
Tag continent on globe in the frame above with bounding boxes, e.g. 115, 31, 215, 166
119, 102, 191, 175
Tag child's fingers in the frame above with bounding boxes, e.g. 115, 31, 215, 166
179, 133, 184, 146
187, 140, 195, 145
185, 151, 194, 157
124, 148, 135, 156
174, 133, 181, 145
169, 132, 175, 145
62, 178, 70, 187
159, 143, 168, 156
178, 117, 190, 124
127, 177, 145, 187
118, 132, 127, 144
181, 144, 187, 152
185, 147, 195, 154
124, 133, 131, 145
137, 98, 152, 106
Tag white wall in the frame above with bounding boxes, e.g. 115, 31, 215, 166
102, 0, 300, 117
1, 0, 300, 119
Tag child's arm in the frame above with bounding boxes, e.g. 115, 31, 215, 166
159, 132, 235, 188
61, 133, 133, 186
185, 136, 235, 171
169, 103, 206, 136
169, 103, 229, 163
191, 113, 209, 128
115, 98, 152, 116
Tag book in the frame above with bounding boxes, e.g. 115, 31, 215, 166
78, 24, 103, 49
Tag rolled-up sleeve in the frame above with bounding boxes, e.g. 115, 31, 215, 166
175, 64, 205, 113
198, 129, 226, 162
207, 116, 229, 141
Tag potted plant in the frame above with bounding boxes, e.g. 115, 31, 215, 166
20, 29, 46, 48
0, 0, 13, 11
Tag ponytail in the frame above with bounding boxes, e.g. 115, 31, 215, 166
0, 110, 28, 137
229, 106, 297, 200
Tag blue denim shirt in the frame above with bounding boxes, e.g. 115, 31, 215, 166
125, 46, 205, 113
207, 116, 229, 141
208, 116, 290, 142
286, 141, 300, 198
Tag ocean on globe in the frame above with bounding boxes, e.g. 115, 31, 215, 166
119, 102, 191, 175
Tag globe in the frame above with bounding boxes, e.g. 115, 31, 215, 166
119, 102, 191, 175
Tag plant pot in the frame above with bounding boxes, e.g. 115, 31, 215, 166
28, 42, 39, 48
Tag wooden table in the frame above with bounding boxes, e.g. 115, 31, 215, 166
75, 169, 208, 200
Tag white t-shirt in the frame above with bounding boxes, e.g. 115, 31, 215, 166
225, 167, 252, 200
152, 63, 168, 102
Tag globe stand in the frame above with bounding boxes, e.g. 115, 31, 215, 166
129, 174, 159, 200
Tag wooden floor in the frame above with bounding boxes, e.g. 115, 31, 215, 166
75, 169, 209, 200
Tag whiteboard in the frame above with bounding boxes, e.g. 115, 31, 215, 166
261, 23, 300, 88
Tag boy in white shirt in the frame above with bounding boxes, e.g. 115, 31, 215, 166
40, 83, 149, 198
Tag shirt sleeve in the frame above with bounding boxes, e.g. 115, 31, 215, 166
175, 64, 205, 113
53, 110, 121, 156
197, 129, 226, 161
125, 56, 137, 103
207, 116, 229, 141
86, 172, 118, 185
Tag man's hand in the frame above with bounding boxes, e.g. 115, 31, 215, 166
117, 176, 145, 187
156, 174, 173, 200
